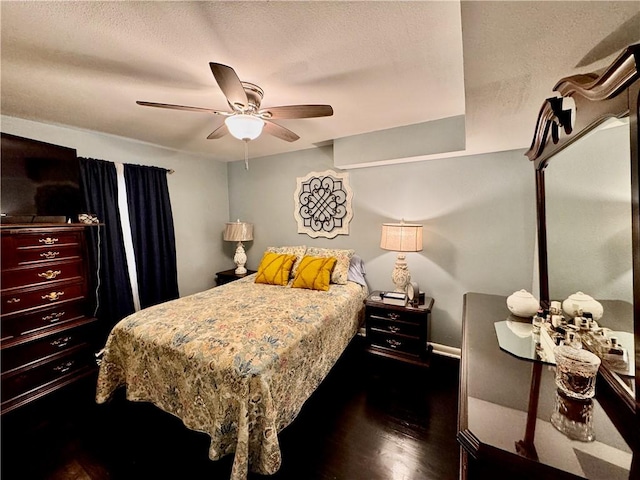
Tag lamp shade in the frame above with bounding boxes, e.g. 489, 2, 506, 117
225, 114, 264, 141
380, 223, 423, 252
223, 221, 254, 242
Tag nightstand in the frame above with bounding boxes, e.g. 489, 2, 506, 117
215, 268, 256, 286
364, 290, 434, 367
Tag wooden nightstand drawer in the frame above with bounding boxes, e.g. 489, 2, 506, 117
368, 303, 425, 323
367, 315, 422, 337
368, 330, 423, 356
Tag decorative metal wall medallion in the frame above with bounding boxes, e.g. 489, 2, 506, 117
294, 169, 353, 238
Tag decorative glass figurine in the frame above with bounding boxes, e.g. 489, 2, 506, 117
551, 389, 595, 442
553, 345, 601, 400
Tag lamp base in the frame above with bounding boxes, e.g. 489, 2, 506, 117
234, 242, 248, 275
391, 252, 411, 292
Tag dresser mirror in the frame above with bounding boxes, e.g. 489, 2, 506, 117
526, 44, 639, 422
545, 118, 635, 396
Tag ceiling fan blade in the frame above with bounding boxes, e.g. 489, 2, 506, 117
260, 104, 334, 120
263, 120, 300, 142
207, 122, 228, 140
136, 101, 224, 115
209, 63, 249, 110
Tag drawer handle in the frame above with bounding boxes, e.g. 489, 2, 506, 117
38, 270, 62, 280
387, 313, 400, 321
40, 251, 60, 259
42, 291, 64, 301
50, 336, 72, 348
53, 360, 75, 375
39, 237, 59, 245
386, 339, 402, 349
6, 297, 21, 304
42, 311, 66, 323
388, 325, 400, 333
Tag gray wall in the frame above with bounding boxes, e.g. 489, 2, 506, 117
1, 115, 230, 297
334, 115, 466, 168
2, 115, 539, 349
228, 145, 537, 348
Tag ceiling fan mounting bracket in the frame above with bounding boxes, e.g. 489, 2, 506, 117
235, 81, 264, 113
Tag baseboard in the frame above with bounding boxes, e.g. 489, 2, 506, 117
430, 342, 461, 359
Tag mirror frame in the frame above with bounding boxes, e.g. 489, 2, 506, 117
525, 44, 639, 438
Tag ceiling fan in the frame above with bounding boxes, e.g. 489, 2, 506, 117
137, 62, 334, 144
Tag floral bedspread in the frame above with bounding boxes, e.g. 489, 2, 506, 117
96, 275, 367, 479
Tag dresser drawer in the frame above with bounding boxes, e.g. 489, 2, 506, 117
1, 281, 86, 316
1, 346, 95, 403
368, 330, 423, 356
1, 301, 87, 341
1, 319, 97, 373
2, 230, 84, 268
1, 259, 84, 290
12, 243, 83, 266
9, 230, 83, 249
367, 305, 425, 325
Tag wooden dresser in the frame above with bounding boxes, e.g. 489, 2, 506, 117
458, 293, 634, 480
1, 224, 99, 415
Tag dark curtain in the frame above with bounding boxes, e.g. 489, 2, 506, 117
79, 158, 135, 340
124, 163, 179, 309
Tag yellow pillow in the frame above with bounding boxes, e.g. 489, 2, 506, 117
266, 245, 307, 278
305, 247, 354, 284
291, 256, 337, 291
255, 252, 297, 286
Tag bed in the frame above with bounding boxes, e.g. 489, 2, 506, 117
95, 249, 367, 480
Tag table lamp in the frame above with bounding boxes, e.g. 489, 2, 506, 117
380, 221, 423, 292
223, 220, 254, 274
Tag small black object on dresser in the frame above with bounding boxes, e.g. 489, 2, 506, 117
365, 290, 434, 367
215, 268, 257, 286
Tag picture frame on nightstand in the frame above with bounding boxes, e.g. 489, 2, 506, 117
407, 281, 420, 306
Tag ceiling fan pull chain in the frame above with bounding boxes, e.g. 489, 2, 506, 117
244, 139, 249, 170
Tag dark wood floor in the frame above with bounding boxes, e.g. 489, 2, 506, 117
1, 340, 460, 480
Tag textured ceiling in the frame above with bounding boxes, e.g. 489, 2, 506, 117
1, 1, 639, 163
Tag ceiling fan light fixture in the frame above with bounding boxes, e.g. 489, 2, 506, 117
225, 114, 264, 141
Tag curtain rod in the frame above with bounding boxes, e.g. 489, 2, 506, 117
84, 158, 175, 174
